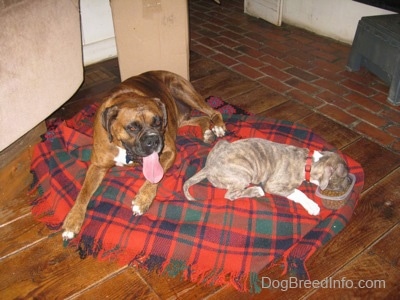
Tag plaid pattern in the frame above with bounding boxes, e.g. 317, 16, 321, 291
30, 99, 364, 293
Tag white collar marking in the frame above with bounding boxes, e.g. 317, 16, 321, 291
310, 150, 323, 186
312, 150, 323, 162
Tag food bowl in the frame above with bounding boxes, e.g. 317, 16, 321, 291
316, 173, 356, 210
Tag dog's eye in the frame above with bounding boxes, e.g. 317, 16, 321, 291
152, 116, 162, 128
126, 122, 141, 133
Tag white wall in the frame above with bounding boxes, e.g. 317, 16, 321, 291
80, 0, 117, 65
282, 0, 395, 44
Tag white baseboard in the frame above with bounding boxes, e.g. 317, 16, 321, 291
83, 37, 117, 66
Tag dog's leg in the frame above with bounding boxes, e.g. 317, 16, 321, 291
169, 76, 226, 139
62, 165, 108, 239
180, 116, 220, 143
132, 140, 176, 215
225, 186, 265, 200
287, 189, 320, 216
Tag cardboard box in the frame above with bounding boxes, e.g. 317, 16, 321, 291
110, 0, 189, 81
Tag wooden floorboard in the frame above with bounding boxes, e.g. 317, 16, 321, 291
1, 0, 399, 298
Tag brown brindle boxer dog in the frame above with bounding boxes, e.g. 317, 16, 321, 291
62, 70, 226, 240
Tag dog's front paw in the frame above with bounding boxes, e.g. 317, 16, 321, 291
62, 207, 86, 240
132, 203, 144, 216
212, 125, 225, 137
132, 197, 151, 216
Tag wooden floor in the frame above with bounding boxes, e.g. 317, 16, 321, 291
1, 0, 400, 298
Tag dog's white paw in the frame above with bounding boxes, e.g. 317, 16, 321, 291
132, 204, 144, 216
62, 230, 75, 240
212, 126, 225, 137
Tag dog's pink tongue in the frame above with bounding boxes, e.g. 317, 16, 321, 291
143, 152, 164, 183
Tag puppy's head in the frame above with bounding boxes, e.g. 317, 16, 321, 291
101, 96, 167, 158
311, 152, 350, 191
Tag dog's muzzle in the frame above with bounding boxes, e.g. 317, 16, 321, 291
141, 133, 162, 154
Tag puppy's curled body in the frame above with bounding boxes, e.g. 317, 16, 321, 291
184, 138, 308, 200
183, 138, 349, 216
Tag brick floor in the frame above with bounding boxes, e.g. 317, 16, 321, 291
189, 0, 400, 153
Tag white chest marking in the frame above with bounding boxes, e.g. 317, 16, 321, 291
114, 146, 130, 166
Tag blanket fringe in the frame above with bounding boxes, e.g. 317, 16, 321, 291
146, 256, 262, 293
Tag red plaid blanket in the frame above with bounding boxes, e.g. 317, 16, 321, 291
30, 99, 364, 293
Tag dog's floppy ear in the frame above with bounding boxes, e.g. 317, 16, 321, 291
153, 98, 167, 128
319, 166, 333, 190
101, 105, 119, 142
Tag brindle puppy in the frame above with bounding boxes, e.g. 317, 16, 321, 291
183, 138, 349, 215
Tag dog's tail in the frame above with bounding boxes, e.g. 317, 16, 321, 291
183, 168, 208, 201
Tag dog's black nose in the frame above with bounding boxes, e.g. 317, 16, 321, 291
143, 134, 160, 149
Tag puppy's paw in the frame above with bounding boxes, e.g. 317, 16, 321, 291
305, 201, 320, 216
212, 125, 225, 137
252, 186, 265, 197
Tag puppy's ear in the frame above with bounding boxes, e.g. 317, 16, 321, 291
319, 166, 333, 190
101, 105, 119, 142
153, 98, 167, 128
335, 163, 348, 177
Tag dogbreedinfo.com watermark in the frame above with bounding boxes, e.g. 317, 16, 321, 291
262, 277, 386, 292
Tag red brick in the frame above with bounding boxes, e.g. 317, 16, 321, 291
218, 36, 242, 48
341, 79, 377, 97
310, 49, 338, 62
372, 92, 390, 105
309, 67, 345, 82
287, 90, 324, 107
190, 43, 215, 57
391, 140, 400, 152
381, 109, 400, 123
313, 59, 344, 73
285, 67, 319, 82
371, 81, 389, 94
217, 29, 243, 41
259, 65, 292, 81
235, 45, 266, 58
237, 37, 263, 50
285, 78, 321, 94
347, 106, 388, 127
259, 54, 291, 69
258, 76, 292, 93
345, 93, 384, 113
314, 79, 349, 96
285, 55, 315, 70
318, 104, 358, 125
232, 63, 264, 79
261, 45, 288, 59
210, 53, 238, 67
215, 45, 242, 58
197, 37, 221, 48
317, 91, 353, 109
354, 122, 396, 146
235, 55, 265, 68
386, 125, 400, 137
